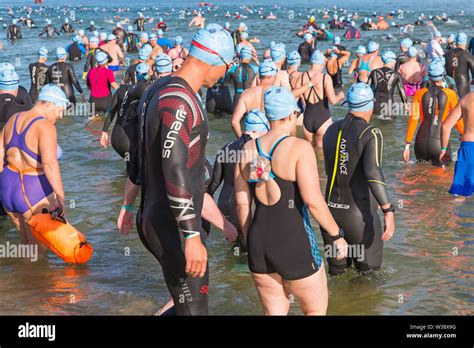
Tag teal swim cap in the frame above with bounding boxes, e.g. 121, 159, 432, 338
287, 51, 301, 66
173, 36, 183, 45
270, 43, 286, 63
244, 109, 270, 132
428, 61, 445, 81
381, 50, 397, 64
89, 36, 99, 45
264, 86, 298, 121
310, 50, 325, 65
303, 33, 313, 41
189, 23, 234, 67
149, 33, 157, 40
356, 46, 366, 55
107, 33, 116, 41
400, 38, 413, 48
346, 83, 374, 112
138, 47, 151, 61
38, 84, 70, 108
56, 47, 67, 59
368, 41, 379, 53
140, 32, 149, 40
407, 46, 418, 58
136, 62, 150, 77
456, 32, 467, 45
154, 54, 172, 73
95, 50, 108, 65
38, 47, 48, 58
239, 46, 253, 60
334, 36, 341, 44
259, 60, 278, 77
0, 63, 19, 91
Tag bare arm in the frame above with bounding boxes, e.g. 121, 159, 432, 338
231, 92, 248, 137
201, 193, 237, 242
234, 159, 252, 240
441, 101, 462, 149
348, 59, 358, 75
325, 74, 344, 104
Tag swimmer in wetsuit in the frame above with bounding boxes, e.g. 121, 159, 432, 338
38, 20, 60, 38
443, 33, 474, 98
297, 50, 345, 148
298, 33, 315, 64
60, 18, 74, 33
208, 110, 269, 253
122, 47, 150, 85
234, 86, 348, 314
66, 36, 87, 61
28, 47, 49, 102
123, 24, 235, 316
223, 45, 258, 112
322, 83, 395, 275
101, 63, 150, 171
7, 19, 22, 40
403, 61, 463, 167
367, 50, 407, 117
45, 47, 86, 104
125, 26, 139, 53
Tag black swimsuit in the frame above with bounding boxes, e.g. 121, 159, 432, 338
302, 73, 331, 133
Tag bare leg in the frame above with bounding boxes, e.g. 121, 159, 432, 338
315, 118, 332, 149
155, 298, 175, 316
252, 273, 290, 315
284, 264, 328, 315
303, 125, 315, 146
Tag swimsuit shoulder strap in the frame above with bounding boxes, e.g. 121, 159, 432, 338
21, 116, 45, 135
268, 135, 290, 157
12, 112, 22, 134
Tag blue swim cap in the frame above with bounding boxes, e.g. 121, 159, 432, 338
287, 51, 301, 66
241, 32, 249, 40
428, 61, 445, 81
154, 54, 172, 73
173, 36, 183, 45
346, 83, 374, 112
100, 32, 107, 40
149, 33, 157, 40
259, 60, 278, 77
56, 47, 67, 59
38, 47, 48, 58
433, 30, 442, 38
95, 50, 108, 65
107, 33, 116, 41
37, 84, 70, 108
264, 86, 299, 121
244, 109, 270, 132
400, 38, 413, 48
269, 41, 276, 48
303, 33, 313, 41
93, 30, 99, 37
320, 23, 326, 30
78, 29, 85, 36
448, 33, 456, 42
90, 20, 95, 25
356, 45, 366, 55
407, 46, 418, 58
334, 36, 341, 45
239, 45, 253, 60
189, 23, 234, 67
127, 25, 133, 32
136, 62, 150, 77
456, 32, 467, 45
0, 63, 19, 91
140, 32, 149, 40
310, 50, 325, 65
138, 47, 151, 61
72, 35, 80, 43
381, 50, 397, 64
368, 41, 379, 53
270, 43, 286, 63
89, 36, 99, 44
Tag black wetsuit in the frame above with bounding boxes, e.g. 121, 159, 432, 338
134, 17, 145, 31
468, 38, 474, 55
206, 79, 233, 114
23, 18, 35, 28
360, 23, 371, 31
302, 73, 331, 133
88, 25, 96, 32
0, 87, 33, 131
68, 43, 83, 61
7, 24, 22, 40
113, 27, 126, 49
126, 32, 139, 53
298, 41, 315, 64
129, 76, 209, 315
39, 25, 60, 37
444, 47, 474, 98
247, 136, 323, 280
322, 113, 390, 275
28, 62, 49, 102
367, 67, 407, 116
414, 20, 424, 26
45, 62, 83, 103
123, 63, 139, 85
232, 30, 242, 48
208, 134, 252, 252
223, 63, 258, 111
60, 23, 74, 33
83, 48, 112, 75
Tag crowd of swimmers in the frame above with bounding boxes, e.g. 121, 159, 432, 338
0, 5, 473, 315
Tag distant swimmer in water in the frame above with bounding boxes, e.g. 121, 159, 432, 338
356, 41, 383, 83
134, 12, 146, 31
441, 92, 474, 197
45, 47, 86, 104
265, 12, 277, 20
297, 50, 345, 148
322, 83, 395, 275
38, 19, 60, 38
443, 33, 474, 98
0, 84, 69, 246
189, 12, 206, 29
298, 33, 315, 64
367, 50, 407, 117
344, 21, 361, 39
414, 16, 424, 26
404, 61, 462, 167
22, 14, 35, 29
7, 19, 22, 40
125, 26, 139, 53
326, 46, 351, 88
376, 16, 390, 30
60, 18, 74, 33
398, 46, 427, 97
29, 47, 49, 102
235, 86, 348, 314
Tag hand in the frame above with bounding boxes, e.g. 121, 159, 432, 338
403, 148, 410, 162
54, 196, 66, 217
334, 238, 348, 260
184, 237, 207, 278
381, 212, 395, 241
222, 219, 238, 243
81, 93, 87, 103
439, 149, 446, 162
117, 208, 134, 236
337, 91, 345, 99
100, 131, 109, 148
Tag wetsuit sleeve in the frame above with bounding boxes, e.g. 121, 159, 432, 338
207, 151, 224, 195
406, 90, 423, 143
67, 65, 83, 94
362, 128, 390, 206
38, 27, 46, 37
367, 70, 376, 90
79, 44, 87, 55
84, 53, 92, 73
159, 97, 204, 238
221, 70, 232, 86
103, 90, 119, 131
394, 71, 407, 104
19, 87, 33, 109
123, 66, 132, 84
66, 44, 71, 53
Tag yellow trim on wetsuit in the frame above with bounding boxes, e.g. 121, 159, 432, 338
358, 125, 374, 140
367, 179, 386, 185
328, 129, 342, 203
371, 128, 383, 167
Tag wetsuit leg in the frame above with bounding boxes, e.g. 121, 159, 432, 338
111, 124, 130, 159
